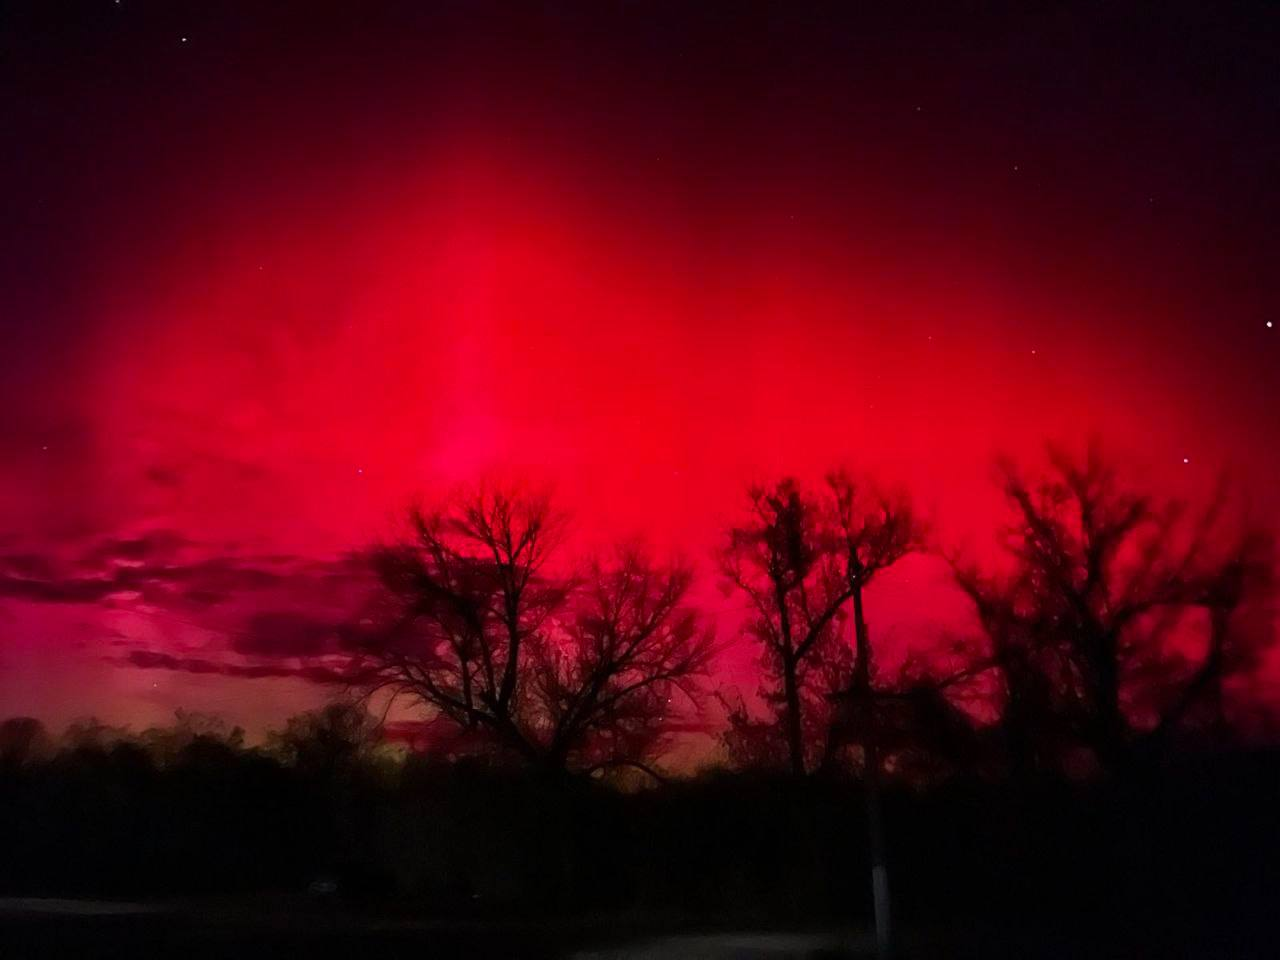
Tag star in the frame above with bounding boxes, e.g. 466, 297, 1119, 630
1267, 321, 1274, 329
1182, 457, 1190, 464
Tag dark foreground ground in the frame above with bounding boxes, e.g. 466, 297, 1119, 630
3, 751, 1276, 957
0, 899, 1271, 959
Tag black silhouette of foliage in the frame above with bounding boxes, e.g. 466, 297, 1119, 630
720, 473, 920, 775
1, 707, 1277, 953
0, 449, 1275, 946
0, 717, 52, 773
348, 485, 714, 775
953, 445, 1276, 774
267, 700, 385, 779
529, 547, 715, 777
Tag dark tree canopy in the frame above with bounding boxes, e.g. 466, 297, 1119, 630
720, 473, 921, 776
325, 452, 1275, 785
348, 485, 714, 777
953, 446, 1276, 775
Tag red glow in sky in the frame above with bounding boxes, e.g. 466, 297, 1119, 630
1, 2, 1276, 734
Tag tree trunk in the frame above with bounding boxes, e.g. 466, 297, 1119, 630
1092, 633, 1128, 772
852, 585, 892, 959
866, 738, 891, 960
782, 653, 806, 776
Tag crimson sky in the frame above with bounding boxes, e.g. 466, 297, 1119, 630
1, 1, 1277, 735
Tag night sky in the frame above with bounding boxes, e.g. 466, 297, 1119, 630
2, 1, 1277, 734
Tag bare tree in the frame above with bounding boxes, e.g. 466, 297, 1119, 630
949, 560, 1070, 778
721, 478, 852, 776
348, 485, 713, 776
530, 547, 716, 778
720, 474, 919, 778
350, 485, 566, 765
822, 472, 919, 765
821, 473, 918, 960
953, 445, 1275, 774
1146, 524, 1275, 748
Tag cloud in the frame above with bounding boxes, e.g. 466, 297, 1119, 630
0, 574, 121, 604
0, 535, 343, 611
144, 465, 183, 489
1, 529, 376, 687
179, 587, 232, 608
234, 611, 341, 658
0, 554, 287, 609
122, 650, 352, 685
148, 557, 286, 600
80, 530, 189, 567
0, 553, 59, 579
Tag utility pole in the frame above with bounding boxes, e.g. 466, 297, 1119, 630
851, 582, 892, 960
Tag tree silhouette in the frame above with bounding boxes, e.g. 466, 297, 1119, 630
720, 474, 918, 777
348, 485, 713, 776
1, 451, 1279, 934
529, 547, 715, 778
267, 700, 385, 780
820, 472, 920, 771
0, 717, 52, 773
953, 446, 1275, 774
821, 473, 918, 960
350, 485, 567, 766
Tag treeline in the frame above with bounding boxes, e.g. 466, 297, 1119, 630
0, 707, 1275, 937
0, 444, 1275, 931
343, 444, 1275, 782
